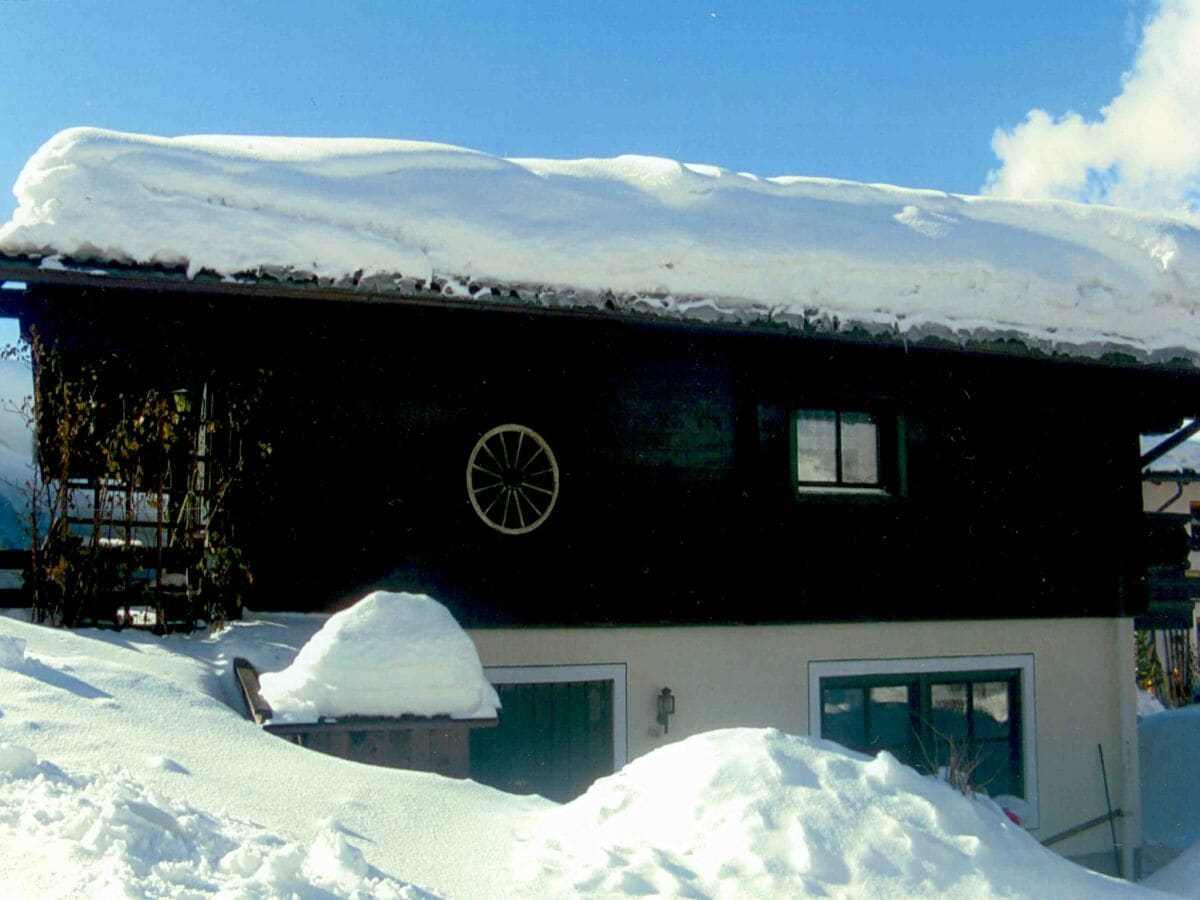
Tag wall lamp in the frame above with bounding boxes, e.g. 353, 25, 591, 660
656, 687, 676, 733
172, 388, 192, 415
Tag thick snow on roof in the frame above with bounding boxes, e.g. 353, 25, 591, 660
257, 591, 500, 722
3, 127, 1200, 362
1143, 434, 1200, 473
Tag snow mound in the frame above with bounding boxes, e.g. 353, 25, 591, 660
4, 127, 1200, 361
0, 753, 431, 898
257, 591, 500, 722
1138, 688, 1167, 718
0, 609, 1177, 898
515, 729, 1141, 898
1144, 838, 1200, 894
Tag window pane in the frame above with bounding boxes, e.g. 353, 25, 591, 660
822, 687, 865, 748
971, 681, 1011, 738
840, 412, 879, 485
821, 669, 1024, 802
931, 683, 968, 739
868, 685, 918, 767
974, 740, 1021, 797
795, 410, 837, 483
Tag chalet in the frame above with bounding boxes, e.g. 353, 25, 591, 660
4, 128, 1200, 877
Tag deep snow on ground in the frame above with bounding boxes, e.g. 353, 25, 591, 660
0, 611, 542, 899
512, 729, 1148, 898
0, 608, 1182, 898
1146, 839, 1200, 896
3, 128, 1200, 362
0, 747, 432, 899
1139, 688, 1168, 718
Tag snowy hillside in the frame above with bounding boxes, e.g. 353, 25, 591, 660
0, 607, 1182, 898
3, 128, 1200, 362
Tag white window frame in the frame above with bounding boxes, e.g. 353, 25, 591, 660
484, 663, 628, 769
808, 654, 1038, 827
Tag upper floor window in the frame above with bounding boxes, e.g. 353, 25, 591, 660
794, 409, 881, 491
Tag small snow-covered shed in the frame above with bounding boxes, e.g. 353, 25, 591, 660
4, 127, 1200, 874
236, 592, 499, 777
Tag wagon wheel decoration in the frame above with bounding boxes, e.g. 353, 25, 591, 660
466, 424, 560, 535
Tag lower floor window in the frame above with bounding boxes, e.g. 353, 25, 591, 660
810, 656, 1035, 816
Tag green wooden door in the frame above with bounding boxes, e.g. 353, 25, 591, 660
470, 679, 615, 802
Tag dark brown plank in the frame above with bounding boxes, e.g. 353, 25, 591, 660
232, 657, 274, 724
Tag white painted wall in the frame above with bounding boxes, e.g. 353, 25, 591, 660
469, 617, 1138, 861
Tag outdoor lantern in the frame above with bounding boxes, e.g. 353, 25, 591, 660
172, 388, 192, 414
656, 686, 676, 732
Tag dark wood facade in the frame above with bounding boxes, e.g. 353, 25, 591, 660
3, 261, 1196, 628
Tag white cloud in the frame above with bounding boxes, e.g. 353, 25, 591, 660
984, 0, 1200, 215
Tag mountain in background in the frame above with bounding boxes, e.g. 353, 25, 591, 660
0, 356, 33, 549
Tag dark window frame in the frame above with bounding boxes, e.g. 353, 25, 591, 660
819, 668, 1025, 798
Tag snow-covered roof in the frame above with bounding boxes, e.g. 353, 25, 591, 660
3, 127, 1200, 364
1144, 438, 1200, 475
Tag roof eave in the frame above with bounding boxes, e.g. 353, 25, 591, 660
2, 252, 1198, 380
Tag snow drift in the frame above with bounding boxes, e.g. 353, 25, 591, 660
514, 728, 1146, 898
3, 128, 1200, 362
0, 748, 429, 898
0, 609, 1175, 898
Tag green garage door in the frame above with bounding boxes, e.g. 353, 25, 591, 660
470, 679, 615, 802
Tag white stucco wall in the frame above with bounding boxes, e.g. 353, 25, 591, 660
469, 617, 1139, 861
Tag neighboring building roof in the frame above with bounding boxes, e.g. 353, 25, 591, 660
1145, 447, 1200, 478
3, 127, 1200, 366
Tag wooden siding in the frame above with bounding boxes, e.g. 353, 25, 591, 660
234, 657, 494, 777
6, 277, 1188, 626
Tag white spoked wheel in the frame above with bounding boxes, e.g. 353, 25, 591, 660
466, 424, 560, 535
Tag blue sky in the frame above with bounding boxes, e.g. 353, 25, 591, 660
1, 0, 1163, 221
